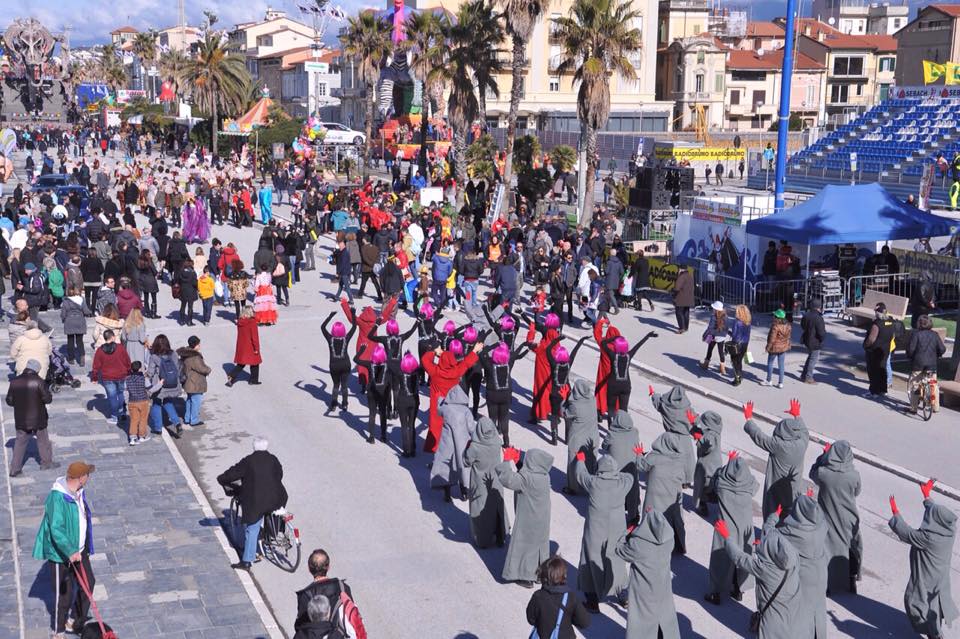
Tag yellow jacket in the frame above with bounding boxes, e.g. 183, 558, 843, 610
198, 275, 216, 299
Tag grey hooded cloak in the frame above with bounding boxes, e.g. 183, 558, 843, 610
430, 386, 475, 493
889, 498, 959, 638
497, 448, 554, 582
614, 511, 681, 639
639, 432, 687, 554
576, 455, 633, 598
651, 385, 696, 485
563, 379, 600, 495
692, 411, 724, 512
708, 456, 758, 599
745, 416, 809, 519
809, 440, 862, 593
770, 495, 828, 639
725, 521, 801, 639
601, 410, 641, 522
463, 416, 508, 548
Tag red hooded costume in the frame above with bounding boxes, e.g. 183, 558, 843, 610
528, 323, 559, 420
421, 350, 478, 452
594, 320, 621, 415
341, 296, 397, 386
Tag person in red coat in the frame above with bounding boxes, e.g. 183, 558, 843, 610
421, 345, 481, 453
341, 296, 397, 387
594, 318, 621, 417
528, 314, 560, 423
226, 306, 262, 386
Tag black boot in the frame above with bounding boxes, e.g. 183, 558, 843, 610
550, 424, 558, 446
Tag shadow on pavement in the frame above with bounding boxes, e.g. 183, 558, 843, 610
26, 563, 54, 628
829, 591, 914, 637
671, 553, 753, 637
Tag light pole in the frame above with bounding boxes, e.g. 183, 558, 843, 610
774, 0, 799, 213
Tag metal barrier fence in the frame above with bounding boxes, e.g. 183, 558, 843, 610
844, 273, 914, 308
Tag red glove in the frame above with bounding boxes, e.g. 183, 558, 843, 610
575, 451, 586, 463
921, 479, 936, 500
634, 443, 645, 456
714, 520, 730, 539
754, 535, 762, 546
786, 399, 801, 418
806, 487, 815, 498
889, 495, 899, 516
626, 524, 637, 535
743, 401, 754, 421
775, 504, 783, 518
692, 431, 703, 441
503, 447, 521, 463
648, 384, 655, 397
728, 450, 739, 461
686, 409, 697, 425
823, 442, 832, 453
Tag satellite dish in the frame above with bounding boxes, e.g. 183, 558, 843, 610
757, 47, 765, 56
828, 17, 836, 25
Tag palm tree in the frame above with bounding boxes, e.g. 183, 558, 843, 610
98, 44, 127, 97
339, 12, 393, 181
403, 11, 449, 175
183, 35, 250, 155
455, 0, 505, 124
132, 31, 158, 100
431, 36, 479, 206
498, 0, 552, 198
158, 49, 191, 100
553, 0, 641, 225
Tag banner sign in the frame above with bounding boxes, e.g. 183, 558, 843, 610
891, 249, 960, 286
654, 147, 745, 162
923, 60, 960, 85
648, 257, 692, 291
691, 199, 742, 225
890, 85, 960, 100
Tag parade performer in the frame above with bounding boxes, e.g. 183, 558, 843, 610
691, 411, 724, 516
368, 318, 417, 417
430, 386, 474, 502
458, 326, 487, 417
396, 353, 421, 457
464, 417, 508, 548
563, 380, 599, 495
602, 410, 642, 524
809, 440, 862, 594
594, 318, 621, 418
479, 341, 531, 447
599, 332, 657, 424
354, 344, 392, 444
181, 193, 210, 243
544, 335, 590, 445
321, 312, 357, 413
341, 296, 397, 388
528, 313, 561, 424
650, 385, 697, 489
421, 343, 481, 453
705, 453, 758, 605
744, 399, 810, 519
496, 448, 554, 588
638, 432, 688, 554
615, 510, 681, 638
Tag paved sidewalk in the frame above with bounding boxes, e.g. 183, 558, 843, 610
1, 334, 273, 638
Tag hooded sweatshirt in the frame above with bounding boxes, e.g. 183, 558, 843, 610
651, 385, 696, 485
693, 410, 724, 508
564, 379, 600, 494
809, 440, 862, 592
709, 456, 759, 598
33, 477, 93, 563
463, 416, 509, 548
745, 416, 809, 519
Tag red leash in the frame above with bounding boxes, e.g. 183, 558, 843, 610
73, 560, 117, 639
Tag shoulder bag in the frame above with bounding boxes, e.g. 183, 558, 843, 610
749, 569, 788, 633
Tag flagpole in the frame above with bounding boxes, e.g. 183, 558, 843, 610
774, 0, 798, 214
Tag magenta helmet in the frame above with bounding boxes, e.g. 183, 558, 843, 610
500, 315, 515, 331
400, 352, 419, 374
386, 319, 400, 335
449, 339, 463, 357
371, 344, 388, 364
554, 346, 570, 363
331, 321, 346, 338
545, 313, 560, 329
443, 320, 457, 335
492, 343, 510, 365
463, 326, 478, 343
614, 336, 629, 354
419, 303, 434, 320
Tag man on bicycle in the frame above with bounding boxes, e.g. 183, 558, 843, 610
905, 314, 946, 415
217, 437, 288, 570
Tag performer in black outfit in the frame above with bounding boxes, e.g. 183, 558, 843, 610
415, 302, 442, 385
484, 305, 519, 349
321, 311, 357, 413
544, 335, 590, 445
599, 332, 658, 424
396, 353, 421, 457
479, 341, 531, 448
368, 318, 417, 418
457, 326, 489, 417
354, 344, 392, 444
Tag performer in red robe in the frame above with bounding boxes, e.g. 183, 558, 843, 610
341, 296, 397, 386
528, 316, 560, 423
421, 348, 479, 452
594, 318, 621, 417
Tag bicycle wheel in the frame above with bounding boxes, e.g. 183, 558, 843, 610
921, 383, 934, 422
260, 514, 302, 572
223, 496, 245, 551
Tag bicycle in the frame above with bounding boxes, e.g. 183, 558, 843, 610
914, 368, 938, 422
223, 484, 302, 572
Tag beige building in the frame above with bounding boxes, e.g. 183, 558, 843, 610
157, 26, 202, 53
110, 26, 138, 46
229, 9, 321, 82
658, 35, 727, 130
658, 0, 710, 48
894, 4, 960, 86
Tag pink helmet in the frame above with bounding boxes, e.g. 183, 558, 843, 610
545, 313, 560, 329
400, 352, 419, 374
371, 345, 388, 364
614, 337, 629, 354
449, 339, 463, 357
554, 346, 570, 363
419, 302, 434, 320
386, 319, 400, 335
443, 320, 457, 335
463, 326, 478, 343
331, 321, 346, 338
500, 315, 515, 331
492, 343, 510, 365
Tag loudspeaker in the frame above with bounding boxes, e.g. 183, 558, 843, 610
678, 168, 694, 191
629, 188, 672, 209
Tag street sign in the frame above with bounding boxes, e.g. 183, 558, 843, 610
272, 143, 285, 160
304, 61, 329, 73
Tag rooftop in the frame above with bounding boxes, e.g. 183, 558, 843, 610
111, 25, 138, 34
931, 4, 960, 18
727, 48, 825, 71
744, 22, 785, 38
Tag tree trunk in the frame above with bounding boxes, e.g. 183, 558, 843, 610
454, 127, 468, 209
580, 124, 598, 227
419, 86, 429, 177
502, 37, 525, 204
478, 73, 487, 126
363, 81, 375, 181
211, 98, 219, 156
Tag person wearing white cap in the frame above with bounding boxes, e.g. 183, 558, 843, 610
699, 301, 730, 376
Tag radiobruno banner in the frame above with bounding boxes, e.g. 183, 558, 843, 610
891, 249, 960, 285
654, 147, 746, 162
647, 258, 691, 291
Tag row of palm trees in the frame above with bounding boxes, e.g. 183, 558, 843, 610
341, 0, 642, 222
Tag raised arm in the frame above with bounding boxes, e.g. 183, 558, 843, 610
545, 335, 563, 367
367, 326, 387, 345
628, 331, 658, 359
600, 336, 616, 359
568, 335, 590, 364
400, 323, 418, 341
321, 311, 335, 340
512, 342, 533, 361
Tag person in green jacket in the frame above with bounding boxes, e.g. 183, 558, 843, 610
34, 461, 96, 637
43, 257, 65, 309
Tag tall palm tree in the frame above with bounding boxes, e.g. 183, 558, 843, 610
498, 0, 552, 197
339, 12, 393, 181
98, 44, 127, 96
431, 36, 479, 207
183, 35, 250, 155
455, 0, 505, 124
553, 0, 641, 225
132, 31, 158, 100
159, 49, 191, 100
403, 11, 449, 175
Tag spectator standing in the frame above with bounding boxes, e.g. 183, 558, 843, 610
762, 309, 792, 388
90, 329, 131, 423
862, 302, 896, 398
525, 556, 591, 638
715, 162, 724, 185
61, 287, 92, 366
905, 315, 946, 415
125, 361, 152, 442
178, 335, 212, 427
146, 334, 184, 437
295, 549, 365, 635
12, 320, 53, 378
671, 268, 694, 334
6, 359, 55, 476
727, 305, 752, 387
800, 300, 826, 384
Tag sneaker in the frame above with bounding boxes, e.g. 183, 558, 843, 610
107, 416, 118, 424
128, 437, 138, 446
760, 380, 772, 387
776, 383, 783, 389
139, 435, 152, 443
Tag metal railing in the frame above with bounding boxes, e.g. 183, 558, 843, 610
844, 272, 914, 308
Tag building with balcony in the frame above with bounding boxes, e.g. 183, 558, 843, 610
658, 0, 711, 49
894, 4, 960, 86
228, 8, 321, 81
110, 26, 138, 46
157, 25, 202, 54
720, 21, 786, 51
811, 0, 910, 36
659, 35, 727, 130
278, 48, 341, 120
867, 2, 910, 36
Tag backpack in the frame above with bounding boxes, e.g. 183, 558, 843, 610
158, 356, 180, 389
332, 582, 367, 639
530, 592, 568, 639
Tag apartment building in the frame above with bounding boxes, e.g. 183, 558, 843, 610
229, 8, 321, 81
810, 0, 909, 35
894, 4, 960, 86
724, 22, 786, 51
659, 35, 727, 130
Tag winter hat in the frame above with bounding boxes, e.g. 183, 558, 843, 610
773, 309, 786, 319
24, 359, 42, 373
24, 262, 36, 272
449, 339, 464, 357
331, 321, 346, 338
613, 336, 629, 354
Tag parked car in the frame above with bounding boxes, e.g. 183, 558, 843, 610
322, 123, 365, 146
30, 173, 70, 191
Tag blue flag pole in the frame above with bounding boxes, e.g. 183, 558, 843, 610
774, 0, 799, 213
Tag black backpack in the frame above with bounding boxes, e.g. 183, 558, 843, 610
158, 356, 179, 389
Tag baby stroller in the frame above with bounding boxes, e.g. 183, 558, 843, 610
47, 351, 81, 393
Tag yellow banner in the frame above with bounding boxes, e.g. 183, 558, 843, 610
948, 62, 960, 86
924, 60, 947, 84
647, 258, 692, 291
653, 147, 746, 162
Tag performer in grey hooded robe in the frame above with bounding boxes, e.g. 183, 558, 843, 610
497, 448, 555, 586
430, 386, 475, 502
768, 494, 828, 639
692, 410, 724, 516
706, 454, 758, 605
463, 416, 508, 549
743, 400, 809, 519
563, 379, 599, 495
719, 515, 801, 639
601, 410, 641, 523
650, 385, 696, 486
575, 454, 633, 611
888, 488, 959, 639
809, 440, 862, 594
614, 510, 681, 639
638, 431, 688, 554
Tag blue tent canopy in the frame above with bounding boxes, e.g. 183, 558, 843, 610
745, 183, 957, 244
